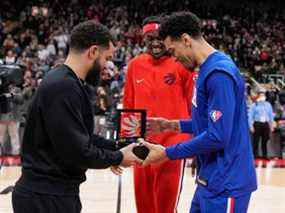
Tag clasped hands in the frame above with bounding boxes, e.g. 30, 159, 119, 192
111, 117, 177, 175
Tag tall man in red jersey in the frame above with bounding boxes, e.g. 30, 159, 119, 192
123, 16, 195, 213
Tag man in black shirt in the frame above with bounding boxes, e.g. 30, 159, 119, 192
12, 21, 142, 213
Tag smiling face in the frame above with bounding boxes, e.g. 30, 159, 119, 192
164, 35, 197, 70
144, 30, 167, 59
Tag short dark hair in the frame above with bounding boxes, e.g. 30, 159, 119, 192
159, 11, 202, 40
70, 21, 112, 52
142, 16, 162, 26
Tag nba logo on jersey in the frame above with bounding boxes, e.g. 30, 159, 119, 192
210, 110, 222, 122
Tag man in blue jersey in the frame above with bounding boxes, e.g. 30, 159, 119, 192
141, 11, 257, 213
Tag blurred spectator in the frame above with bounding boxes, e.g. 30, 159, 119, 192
53, 27, 69, 53
249, 89, 274, 159
93, 86, 110, 136
37, 44, 50, 61
275, 102, 285, 120
4, 50, 17, 64
0, 85, 24, 156
46, 39, 56, 56
279, 90, 285, 106
3, 34, 15, 51
1, 0, 284, 78
94, 86, 110, 115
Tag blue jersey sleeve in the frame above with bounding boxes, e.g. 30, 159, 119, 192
179, 119, 193, 134
166, 71, 236, 159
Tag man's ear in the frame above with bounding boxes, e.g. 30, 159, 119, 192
88, 45, 100, 59
181, 33, 192, 48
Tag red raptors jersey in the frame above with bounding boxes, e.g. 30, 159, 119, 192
123, 53, 195, 146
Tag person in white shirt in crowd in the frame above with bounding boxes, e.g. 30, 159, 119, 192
54, 27, 69, 52
249, 88, 274, 159
4, 50, 17, 64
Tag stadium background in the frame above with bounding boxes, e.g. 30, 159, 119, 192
0, 0, 285, 212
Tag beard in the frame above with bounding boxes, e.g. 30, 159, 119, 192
150, 49, 167, 59
85, 58, 102, 87
149, 45, 167, 59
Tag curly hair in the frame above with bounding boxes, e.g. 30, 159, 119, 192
159, 11, 202, 40
70, 20, 112, 52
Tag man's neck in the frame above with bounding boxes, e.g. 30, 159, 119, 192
195, 39, 217, 67
64, 53, 88, 80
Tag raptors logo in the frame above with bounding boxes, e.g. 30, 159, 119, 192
164, 73, 176, 85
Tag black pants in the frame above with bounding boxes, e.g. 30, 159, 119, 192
12, 186, 82, 213
253, 122, 270, 158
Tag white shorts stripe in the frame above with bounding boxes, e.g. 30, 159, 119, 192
227, 197, 234, 213
174, 159, 186, 213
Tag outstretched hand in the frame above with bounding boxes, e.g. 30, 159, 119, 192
110, 166, 123, 176
120, 143, 143, 167
138, 139, 168, 166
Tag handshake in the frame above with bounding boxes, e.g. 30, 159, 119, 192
112, 140, 168, 175
111, 117, 179, 175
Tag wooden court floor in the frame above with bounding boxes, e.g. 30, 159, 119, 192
0, 165, 285, 213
